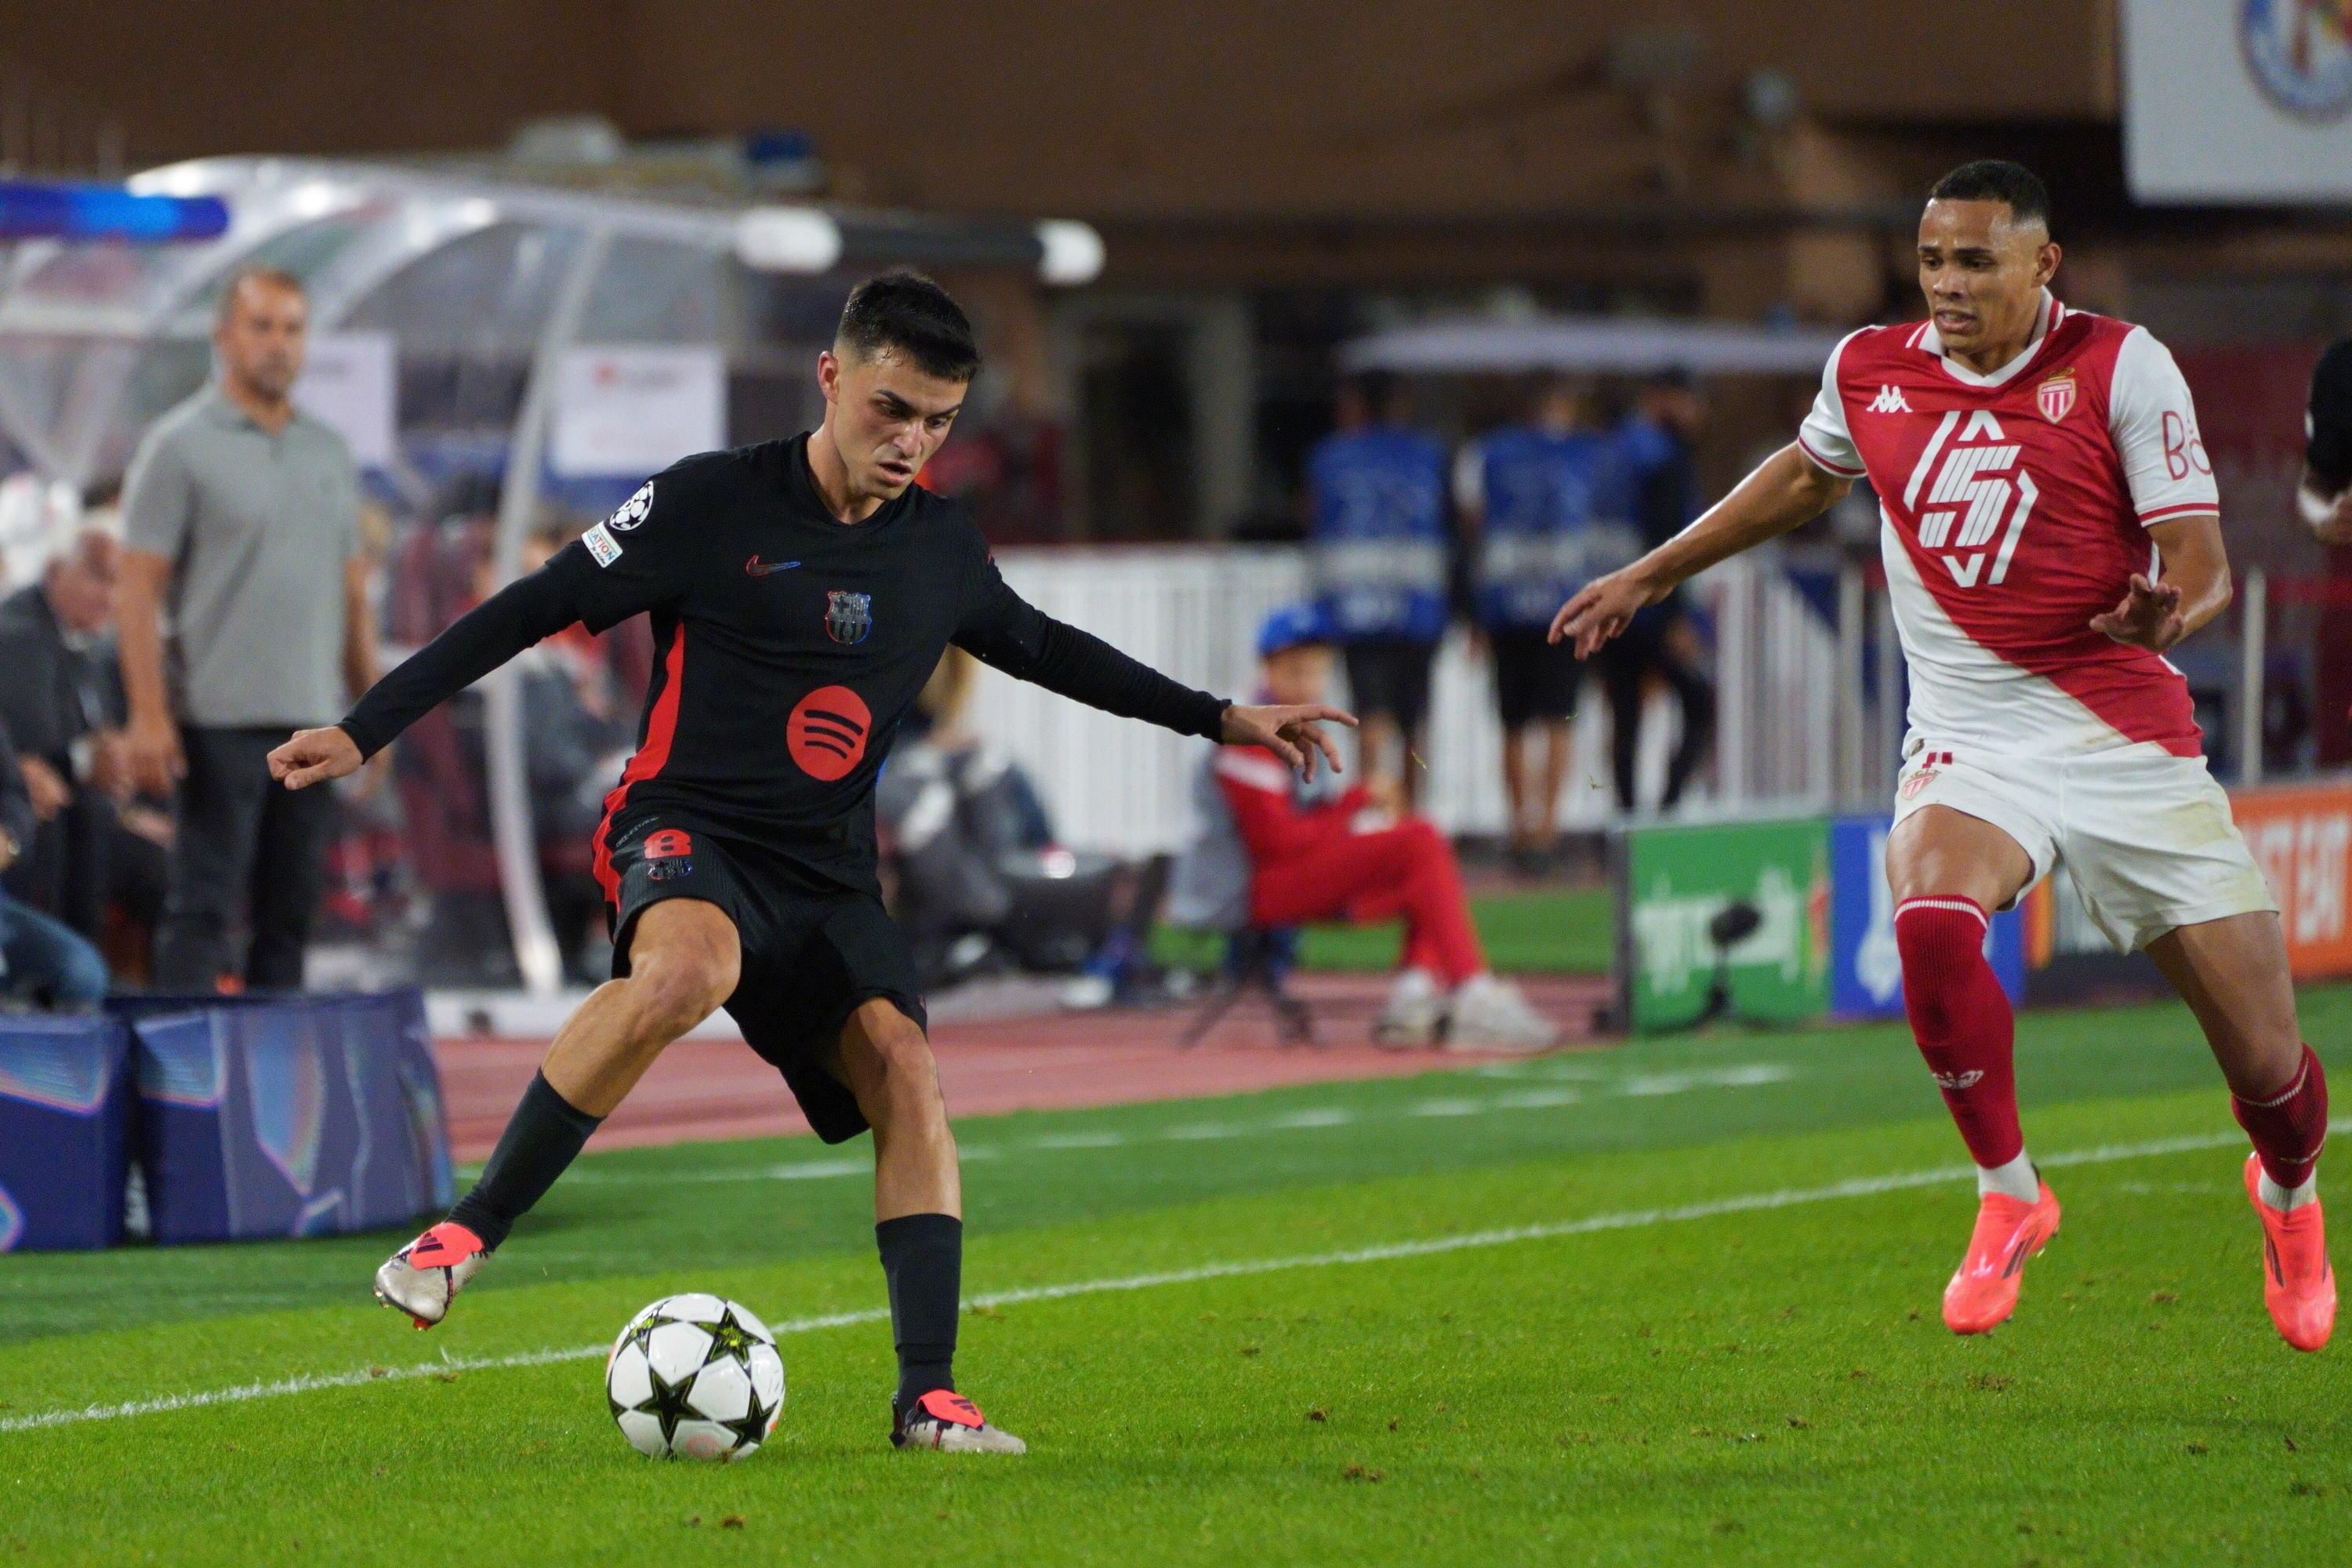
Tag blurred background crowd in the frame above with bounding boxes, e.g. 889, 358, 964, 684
1, 0, 2349, 1018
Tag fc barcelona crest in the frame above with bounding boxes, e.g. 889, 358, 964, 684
2036, 368, 2076, 425
826, 590, 873, 644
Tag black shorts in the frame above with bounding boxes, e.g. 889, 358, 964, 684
1489, 627, 1582, 729
602, 810, 924, 1144
1341, 637, 1440, 734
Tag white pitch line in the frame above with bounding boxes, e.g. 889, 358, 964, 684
0, 1126, 2266, 1438
568, 1065, 1799, 1186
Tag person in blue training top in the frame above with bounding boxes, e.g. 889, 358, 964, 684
1458, 377, 1640, 869
1306, 371, 1454, 804
1602, 370, 1718, 812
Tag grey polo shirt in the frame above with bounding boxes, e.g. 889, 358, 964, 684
122, 387, 362, 728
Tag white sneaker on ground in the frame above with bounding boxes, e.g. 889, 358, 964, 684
1372, 968, 1445, 1048
1443, 975, 1562, 1054
891, 1389, 1028, 1453
372, 1221, 488, 1328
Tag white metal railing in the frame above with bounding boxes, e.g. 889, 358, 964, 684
971, 546, 1846, 855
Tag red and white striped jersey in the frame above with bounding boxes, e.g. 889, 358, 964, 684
1797, 291, 2220, 758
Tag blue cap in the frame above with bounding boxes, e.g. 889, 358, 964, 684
1256, 602, 1331, 660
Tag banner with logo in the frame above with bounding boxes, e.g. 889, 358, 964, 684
1616, 816, 1830, 1033
2123, 0, 2352, 203
1827, 816, 2025, 1020
292, 332, 397, 469
2231, 779, 2352, 977
553, 344, 726, 477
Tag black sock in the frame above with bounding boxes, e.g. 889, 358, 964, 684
877, 1212, 962, 1414
445, 1072, 602, 1251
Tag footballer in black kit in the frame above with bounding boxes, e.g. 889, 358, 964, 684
275, 270, 1352, 1454
341, 432, 1231, 1140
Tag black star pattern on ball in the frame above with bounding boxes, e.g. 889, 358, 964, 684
629, 1363, 701, 1450
720, 1381, 776, 1452
702, 1308, 760, 1366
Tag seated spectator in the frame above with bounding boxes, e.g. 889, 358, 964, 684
0, 713, 107, 1008
0, 528, 168, 964
1195, 604, 1558, 1051
878, 648, 1156, 991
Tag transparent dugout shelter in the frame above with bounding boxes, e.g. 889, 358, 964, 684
0, 156, 1098, 993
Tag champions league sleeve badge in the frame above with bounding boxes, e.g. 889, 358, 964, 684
606, 480, 656, 532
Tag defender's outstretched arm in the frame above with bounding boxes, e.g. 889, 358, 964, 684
1549, 443, 1850, 659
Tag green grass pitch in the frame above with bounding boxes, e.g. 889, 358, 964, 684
6, 987, 2352, 1564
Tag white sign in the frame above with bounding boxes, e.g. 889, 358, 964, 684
2124, 0, 2352, 202
552, 344, 725, 477
293, 332, 397, 467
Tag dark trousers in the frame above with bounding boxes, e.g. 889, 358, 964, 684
153, 726, 335, 992
1599, 612, 1717, 812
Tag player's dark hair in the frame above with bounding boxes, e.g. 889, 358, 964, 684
836, 270, 982, 383
1929, 160, 2052, 230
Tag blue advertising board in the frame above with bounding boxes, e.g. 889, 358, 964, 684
1828, 815, 2025, 1019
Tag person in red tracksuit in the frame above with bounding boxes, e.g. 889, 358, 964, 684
1210, 604, 1559, 1051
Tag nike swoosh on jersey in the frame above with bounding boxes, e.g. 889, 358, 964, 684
745, 556, 802, 576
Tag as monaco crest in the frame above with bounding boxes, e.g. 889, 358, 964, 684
825, 590, 873, 644
2036, 370, 2076, 425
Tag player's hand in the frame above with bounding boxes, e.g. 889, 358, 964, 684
124, 711, 184, 797
19, 754, 71, 821
2089, 572, 2186, 652
269, 725, 364, 791
1221, 703, 1358, 780
1550, 567, 1664, 659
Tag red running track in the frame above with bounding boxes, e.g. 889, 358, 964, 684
439, 973, 1613, 1161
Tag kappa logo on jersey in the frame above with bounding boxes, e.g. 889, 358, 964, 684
2036, 368, 2077, 425
825, 590, 873, 644
786, 684, 872, 781
606, 481, 655, 532
1868, 385, 1913, 415
1900, 410, 2039, 589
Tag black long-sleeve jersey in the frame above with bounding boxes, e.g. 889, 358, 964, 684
339, 435, 1232, 893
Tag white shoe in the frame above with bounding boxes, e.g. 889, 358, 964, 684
373, 1221, 488, 1328
1443, 975, 1561, 1054
1372, 969, 1445, 1048
891, 1389, 1028, 1454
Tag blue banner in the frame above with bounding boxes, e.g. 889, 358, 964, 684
0, 1015, 132, 1251
1828, 815, 2024, 1019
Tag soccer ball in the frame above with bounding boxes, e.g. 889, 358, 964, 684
604, 1293, 786, 1461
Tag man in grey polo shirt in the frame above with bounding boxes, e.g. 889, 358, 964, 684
118, 266, 379, 991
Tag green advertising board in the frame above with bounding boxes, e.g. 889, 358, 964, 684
1617, 815, 1831, 1033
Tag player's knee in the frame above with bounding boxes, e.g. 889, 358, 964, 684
855, 1007, 945, 1120
624, 947, 736, 1043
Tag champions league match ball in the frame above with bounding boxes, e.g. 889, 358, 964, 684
604, 1294, 786, 1461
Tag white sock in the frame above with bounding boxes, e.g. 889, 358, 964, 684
1976, 1150, 2040, 1203
2259, 1169, 2318, 1212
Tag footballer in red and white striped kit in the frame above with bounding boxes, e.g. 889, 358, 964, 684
1554, 161, 2332, 1351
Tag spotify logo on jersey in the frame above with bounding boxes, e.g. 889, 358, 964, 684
788, 685, 871, 781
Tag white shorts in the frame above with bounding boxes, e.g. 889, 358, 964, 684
1890, 739, 2277, 953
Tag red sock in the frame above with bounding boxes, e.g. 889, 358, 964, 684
1894, 897, 2022, 1170
2234, 1044, 2328, 1190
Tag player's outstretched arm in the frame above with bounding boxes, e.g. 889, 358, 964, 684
2090, 514, 2228, 654
1550, 443, 1849, 659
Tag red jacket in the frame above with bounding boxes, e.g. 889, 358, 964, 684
1210, 743, 1367, 865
